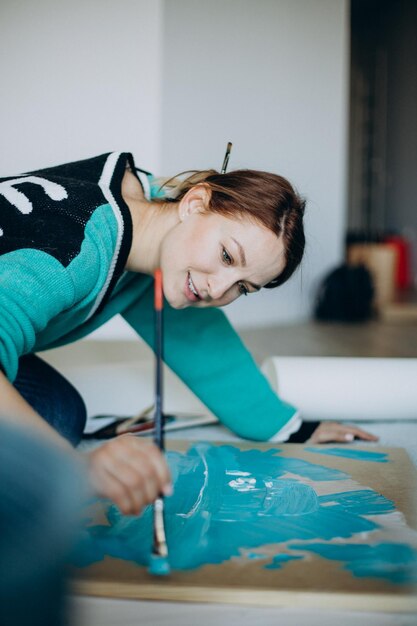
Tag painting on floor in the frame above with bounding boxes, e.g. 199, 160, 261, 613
72, 442, 417, 611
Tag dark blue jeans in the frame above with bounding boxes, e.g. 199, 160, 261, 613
13, 354, 87, 446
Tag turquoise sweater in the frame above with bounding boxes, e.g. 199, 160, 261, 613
0, 152, 297, 440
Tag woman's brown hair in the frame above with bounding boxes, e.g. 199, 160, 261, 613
157, 169, 305, 288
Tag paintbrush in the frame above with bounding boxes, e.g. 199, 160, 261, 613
148, 268, 171, 576
221, 141, 232, 174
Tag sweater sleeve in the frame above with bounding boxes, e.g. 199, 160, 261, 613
121, 284, 298, 441
0, 250, 75, 381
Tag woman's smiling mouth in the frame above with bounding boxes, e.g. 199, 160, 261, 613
185, 272, 201, 302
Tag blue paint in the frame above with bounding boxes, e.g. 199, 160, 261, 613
318, 490, 395, 516
148, 554, 171, 576
245, 552, 268, 560
265, 554, 303, 570
73, 443, 415, 585
306, 447, 389, 463
291, 543, 417, 584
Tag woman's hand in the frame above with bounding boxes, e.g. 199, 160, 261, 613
85, 435, 172, 515
308, 422, 379, 444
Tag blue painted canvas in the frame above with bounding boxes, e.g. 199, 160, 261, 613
73, 443, 417, 609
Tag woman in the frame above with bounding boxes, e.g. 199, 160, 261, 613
0, 151, 376, 515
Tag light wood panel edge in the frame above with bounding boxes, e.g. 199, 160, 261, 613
72, 581, 417, 613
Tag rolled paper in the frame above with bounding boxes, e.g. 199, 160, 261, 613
262, 356, 417, 422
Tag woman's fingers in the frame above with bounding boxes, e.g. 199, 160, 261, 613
92, 461, 142, 514
309, 425, 342, 443
99, 454, 152, 514
115, 434, 172, 492
85, 435, 172, 515
345, 425, 379, 441
309, 421, 378, 444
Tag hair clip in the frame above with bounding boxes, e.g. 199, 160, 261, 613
220, 141, 233, 174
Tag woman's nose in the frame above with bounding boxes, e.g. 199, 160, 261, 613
208, 273, 234, 301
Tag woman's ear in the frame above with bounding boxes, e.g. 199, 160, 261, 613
178, 184, 211, 221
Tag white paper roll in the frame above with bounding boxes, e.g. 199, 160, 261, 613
262, 357, 417, 421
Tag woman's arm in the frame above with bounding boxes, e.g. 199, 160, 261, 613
0, 370, 72, 450
121, 285, 379, 444
122, 285, 298, 441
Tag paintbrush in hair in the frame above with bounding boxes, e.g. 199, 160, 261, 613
148, 268, 170, 576
221, 141, 232, 174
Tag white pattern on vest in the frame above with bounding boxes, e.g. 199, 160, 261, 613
0, 176, 68, 217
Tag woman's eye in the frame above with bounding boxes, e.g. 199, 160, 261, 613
222, 247, 232, 265
237, 281, 248, 296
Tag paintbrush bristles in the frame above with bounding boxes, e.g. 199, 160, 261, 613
152, 498, 168, 557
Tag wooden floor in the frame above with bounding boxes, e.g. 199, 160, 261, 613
240, 320, 417, 363
43, 320, 417, 371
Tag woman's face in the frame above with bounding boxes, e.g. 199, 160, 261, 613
160, 193, 285, 310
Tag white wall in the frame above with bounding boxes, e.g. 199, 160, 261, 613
160, 0, 349, 327
1, 0, 349, 336
0, 0, 163, 341
0, 0, 163, 174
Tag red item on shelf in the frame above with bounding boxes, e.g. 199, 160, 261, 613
384, 235, 411, 290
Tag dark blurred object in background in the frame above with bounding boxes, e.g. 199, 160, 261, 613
314, 264, 375, 323
346, 231, 414, 321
